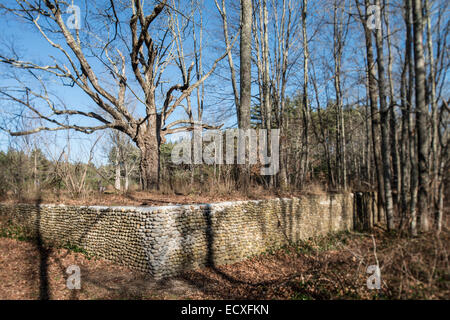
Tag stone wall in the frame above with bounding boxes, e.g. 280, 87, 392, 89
0, 194, 357, 278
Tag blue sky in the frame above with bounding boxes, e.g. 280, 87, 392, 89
1, 0, 447, 166
0, 0, 240, 165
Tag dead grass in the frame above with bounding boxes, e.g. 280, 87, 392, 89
0, 188, 312, 207
299, 181, 328, 196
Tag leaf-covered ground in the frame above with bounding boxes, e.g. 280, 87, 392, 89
0, 229, 448, 300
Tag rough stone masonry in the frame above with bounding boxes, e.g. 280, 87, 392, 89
0, 193, 373, 278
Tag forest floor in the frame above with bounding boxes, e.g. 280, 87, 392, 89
0, 228, 448, 300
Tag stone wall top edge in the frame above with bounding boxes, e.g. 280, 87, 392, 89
0, 193, 353, 213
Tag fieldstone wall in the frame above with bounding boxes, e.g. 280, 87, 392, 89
0, 193, 357, 278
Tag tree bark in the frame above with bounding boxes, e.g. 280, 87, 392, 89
403, 0, 418, 236
384, 0, 400, 207
412, 0, 430, 232
301, 0, 311, 188
399, 22, 410, 224
374, 0, 395, 231
215, 0, 240, 120
136, 113, 162, 191
356, 0, 385, 222
425, 0, 440, 232
115, 147, 121, 191
332, 0, 348, 190
239, 0, 252, 190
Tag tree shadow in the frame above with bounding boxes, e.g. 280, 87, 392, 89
172, 201, 303, 299
33, 195, 50, 300
11, 194, 360, 300
20, 201, 150, 300
175, 195, 357, 299
353, 192, 376, 232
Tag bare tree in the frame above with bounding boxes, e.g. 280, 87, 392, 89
252, 0, 273, 187
300, 0, 310, 187
383, 0, 400, 207
54, 133, 102, 198
251, 0, 298, 189
239, 0, 252, 189
355, 0, 385, 221
107, 130, 139, 192
404, 0, 419, 235
412, 0, 431, 231
215, 0, 240, 119
332, 0, 349, 190
424, 0, 441, 232
373, 0, 395, 231
0, 0, 235, 190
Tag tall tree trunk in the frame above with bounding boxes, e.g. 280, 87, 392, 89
384, 0, 400, 207
301, 0, 310, 188
404, 0, 418, 235
425, 0, 440, 232
115, 148, 121, 191
34, 150, 39, 192
262, 0, 271, 132
356, 0, 385, 222
363, 87, 372, 185
399, 32, 410, 224
333, 0, 347, 190
261, 0, 273, 187
374, 0, 395, 231
239, 0, 252, 190
124, 164, 129, 192
412, 0, 430, 232
435, 112, 447, 234
215, 0, 240, 120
